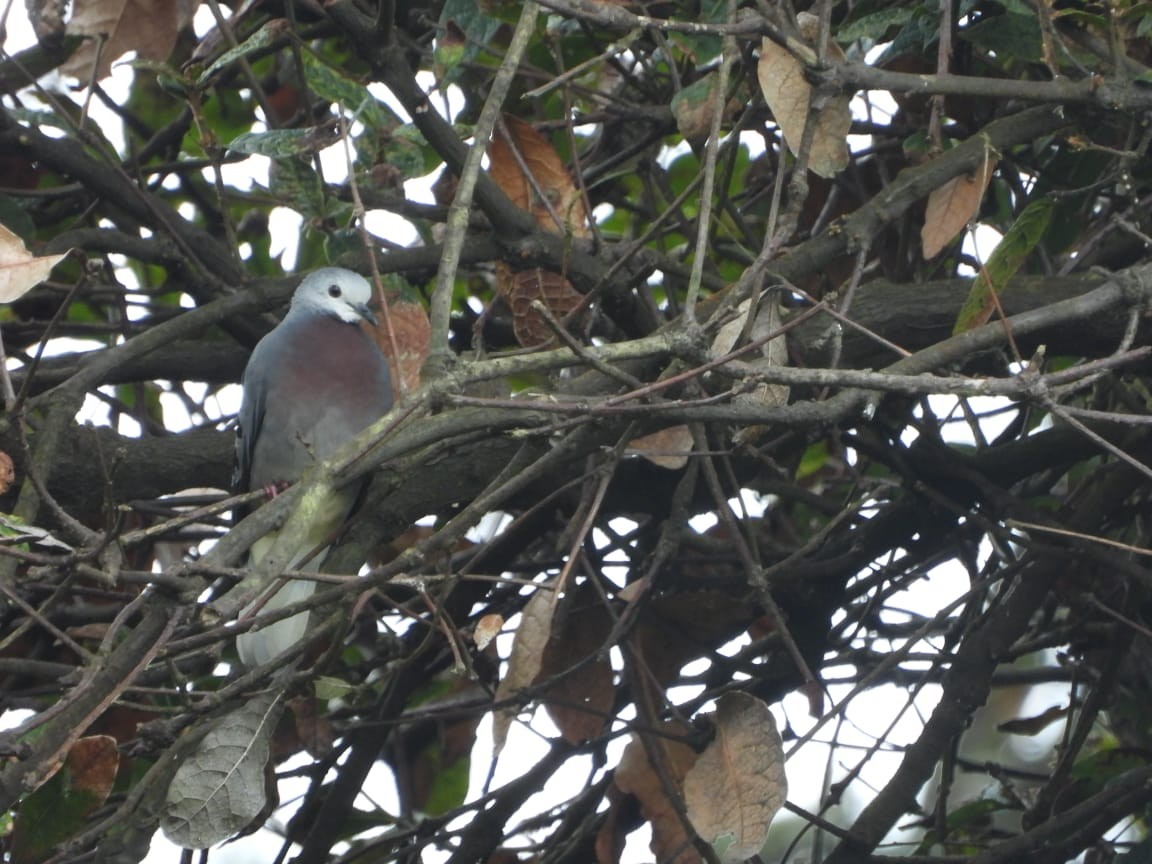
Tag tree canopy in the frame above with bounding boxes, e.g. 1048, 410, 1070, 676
3, 0, 1152, 861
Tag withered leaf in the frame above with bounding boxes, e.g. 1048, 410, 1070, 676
757, 14, 851, 178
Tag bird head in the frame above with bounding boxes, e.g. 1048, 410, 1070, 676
290, 267, 379, 326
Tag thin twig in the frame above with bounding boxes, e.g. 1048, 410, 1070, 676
682, 1, 735, 322
427, 2, 541, 374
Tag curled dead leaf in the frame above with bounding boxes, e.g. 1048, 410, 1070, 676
474, 613, 504, 651
922, 155, 998, 259
0, 224, 67, 303
490, 116, 589, 236
0, 451, 13, 495
615, 720, 701, 864
285, 695, 334, 760
492, 583, 556, 757
671, 72, 743, 146
539, 582, 613, 744
712, 296, 790, 410
368, 275, 430, 399
627, 425, 695, 470
756, 14, 851, 178
684, 693, 787, 862
497, 265, 586, 348
62, 0, 197, 81
66, 735, 120, 804
162, 687, 286, 849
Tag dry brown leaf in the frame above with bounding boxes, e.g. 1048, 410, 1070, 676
489, 116, 590, 348
62, 0, 197, 81
615, 720, 701, 864
66, 623, 112, 641
498, 265, 586, 348
711, 296, 790, 446
595, 783, 629, 864
490, 115, 589, 237
492, 583, 556, 757
66, 735, 120, 804
756, 14, 850, 178
0, 451, 13, 496
671, 72, 742, 146
684, 693, 787, 862
743, 299, 790, 408
627, 425, 695, 469
284, 695, 334, 760
539, 582, 614, 744
369, 280, 431, 399
0, 224, 67, 303
87, 706, 156, 746
921, 156, 998, 259
616, 577, 647, 604
474, 613, 504, 651
26, 0, 69, 42
712, 296, 790, 410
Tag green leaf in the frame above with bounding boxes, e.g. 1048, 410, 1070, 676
915, 797, 1012, 854
116, 382, 164, 427
667, 0, 726, 63
314, 675, 356, 701
10, 767, 102, 862
323, 228, 364, 265
671, 74, 720, 142
667, 152, 701, 208
1050, 8, 1108, 29
7, 104, 118, 163
875, 9, 939, 65
300, 49, 394, 130
265, 154, 353, 226
5, 107, 72, 132
0, 514, 71, 550
0, 197, 34, 239
267, 156, 324, 215
436, 0, 507, 80
183, 86, 253, 158
837, 7, 916, 44
797, 441, 830, 479
229, 125, 340, 157
953, 198, 1054, 334
358, 124, 441, 181
961, 10, 1044, 63
197, 19, 293, 88
418, 743, 471, 816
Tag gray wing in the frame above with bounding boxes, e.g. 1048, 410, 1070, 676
232, 332, 273, 494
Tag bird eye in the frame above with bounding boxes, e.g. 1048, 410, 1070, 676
328, 284, 341, 298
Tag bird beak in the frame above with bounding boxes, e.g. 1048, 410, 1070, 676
355, 302, 379, 326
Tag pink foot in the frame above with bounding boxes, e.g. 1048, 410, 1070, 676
262, 481, 292, 500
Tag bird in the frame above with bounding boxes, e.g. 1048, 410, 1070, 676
233, 267, 392, 667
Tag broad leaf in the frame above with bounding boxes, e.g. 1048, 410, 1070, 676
0, 223, 67, 303
162, 688, 286, 849
757, 14, 851, 178
684, 693, 787, 862
953, 198, 1054, 333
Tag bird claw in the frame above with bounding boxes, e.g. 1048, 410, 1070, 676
263, 481, 291, 500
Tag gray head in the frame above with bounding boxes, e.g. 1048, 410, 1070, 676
289, 267, 378, 325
